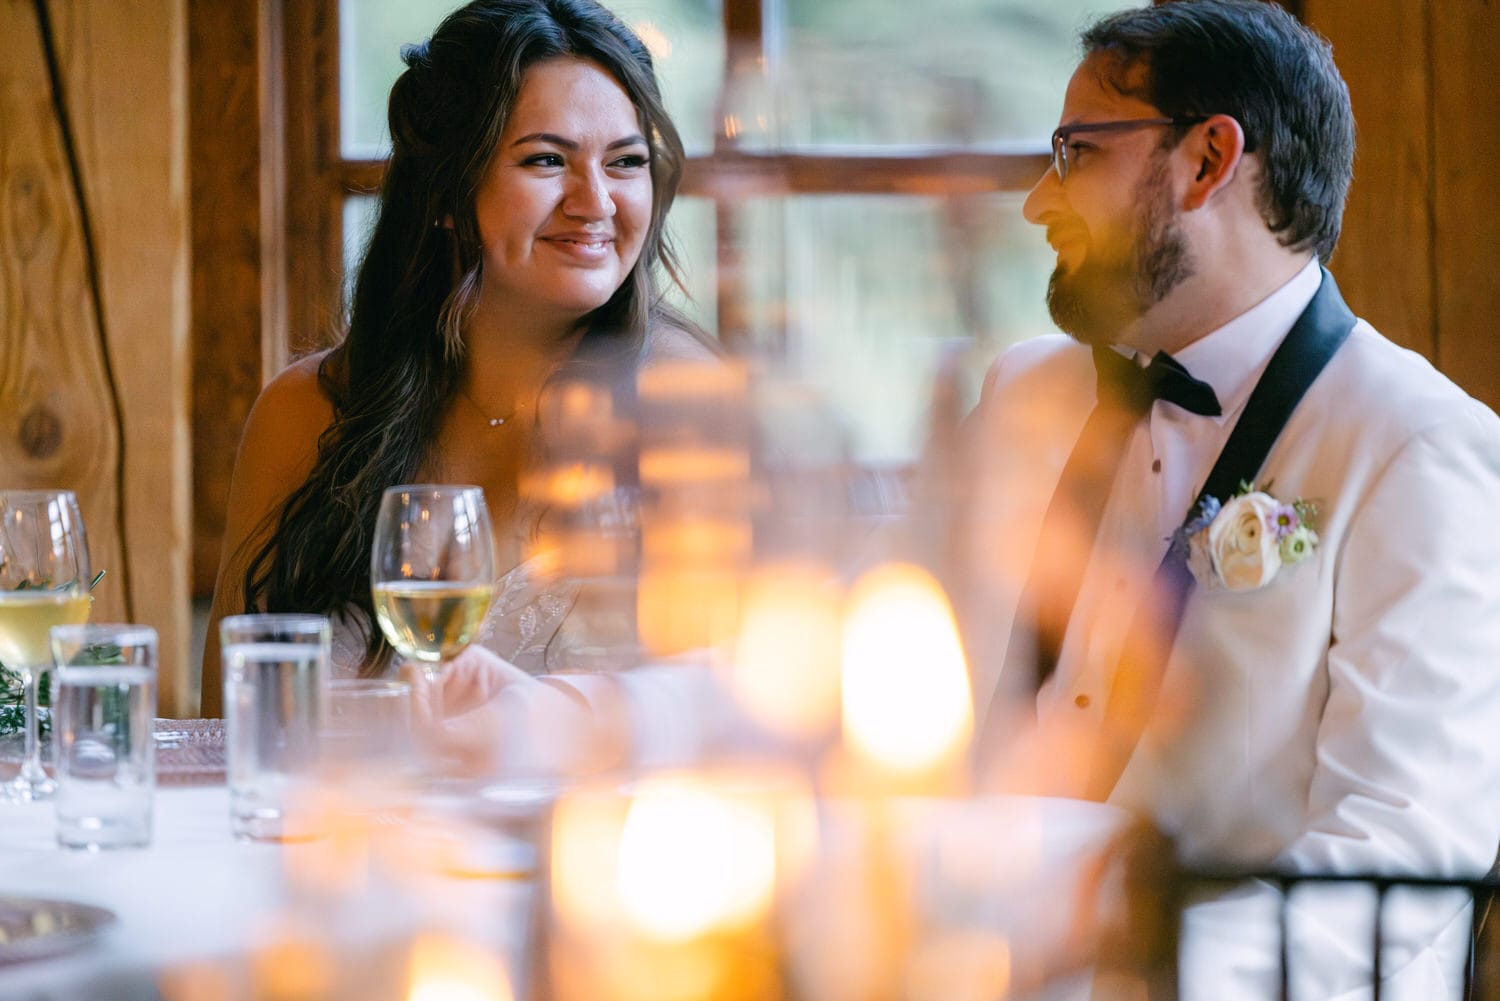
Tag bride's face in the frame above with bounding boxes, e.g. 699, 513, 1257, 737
472, 57, 654, 324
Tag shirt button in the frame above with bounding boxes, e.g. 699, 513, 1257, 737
1152, 459, 1162, 473
1074, 694, 1091, 709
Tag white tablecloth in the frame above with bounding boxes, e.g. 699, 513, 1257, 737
0, 785, 535, 999
0, 778, 1133, 1001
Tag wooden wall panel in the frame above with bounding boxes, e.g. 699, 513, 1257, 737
1303, 0, 1434, 360
282, 0, 344, 358
189, 0, 266, 603
0, 4, 129, 621
0, 1, 191, 715
61, 1, 193, 715
1430, 2, 1500, 411
0, 5, 127, 618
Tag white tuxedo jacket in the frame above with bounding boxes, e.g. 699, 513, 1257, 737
963, 274, 1500, 999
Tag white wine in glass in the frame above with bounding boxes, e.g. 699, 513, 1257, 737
0, 490, 92, 802
371, 485, 496, 727
372, 580, 494, 663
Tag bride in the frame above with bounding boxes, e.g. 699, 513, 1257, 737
202, 0, 712, 716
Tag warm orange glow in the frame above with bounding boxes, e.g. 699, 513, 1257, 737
157, 960, 235, 1001
842, 563, 973, 776
551, 772, 810, 943
550, 772, 813, 1001
250, 933, 334, 1001
641, 517, 752, 563
638, 358, 747, 401
730, 563, 843, 740
637, 568, 740, 656
279, 790, 374, 898
405, 933, 514, 1001
905, 930, 1012, 1001
639, 446, 751, 483
615, 777, 777, 942
552, 789, 630, 931
526, 462, 615, 506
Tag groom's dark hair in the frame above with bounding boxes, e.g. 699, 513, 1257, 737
1081, 0, 1354, 264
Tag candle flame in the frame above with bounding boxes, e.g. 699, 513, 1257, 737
730, 562, 842, 739
615, 777, 777, 942
841, 563, 972, 775
405, 933, 513, 1001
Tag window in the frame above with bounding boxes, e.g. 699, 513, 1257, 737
292, 0, 1134, 465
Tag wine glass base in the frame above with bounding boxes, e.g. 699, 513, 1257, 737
1, 774, 56, 803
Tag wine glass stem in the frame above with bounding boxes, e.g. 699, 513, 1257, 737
424, 663, 444, 729
19, 666, 47, 784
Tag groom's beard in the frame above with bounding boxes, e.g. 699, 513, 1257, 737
1045, 160, 1194, 347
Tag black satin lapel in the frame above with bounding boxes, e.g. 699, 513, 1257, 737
1090, 268, 1357, 801
1196, 268, 1357, 511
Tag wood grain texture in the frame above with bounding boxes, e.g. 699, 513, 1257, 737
0, 1, 191, 714
1304, 0, 1435, 360
189, 0, 265, 601
282, 0, 344, 358
1430, 0, 1500, 411
0, 2, 127, 619
59, 0, 193, 715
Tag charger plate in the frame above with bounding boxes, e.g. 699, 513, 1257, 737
0, 896, 116, 965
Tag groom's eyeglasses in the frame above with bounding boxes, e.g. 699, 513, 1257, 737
1049, 116, 1209, 183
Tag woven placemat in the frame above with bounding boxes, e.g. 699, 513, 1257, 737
154, 718, 225, 786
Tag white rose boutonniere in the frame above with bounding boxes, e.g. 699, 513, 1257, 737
1174, 482, 1319, 592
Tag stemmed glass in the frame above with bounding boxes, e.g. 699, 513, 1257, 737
370, 485, 496, 732
0, 490, 92, 802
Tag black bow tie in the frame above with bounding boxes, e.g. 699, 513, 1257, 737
1092, 346, 1222, 417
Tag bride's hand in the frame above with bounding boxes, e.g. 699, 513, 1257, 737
399, 645, 534, 725
400, 647, 592, 777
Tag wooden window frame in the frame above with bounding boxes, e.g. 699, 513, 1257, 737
271, 0, 1302, 355
195, 0, 1232, 598
279, 0, 1052, 353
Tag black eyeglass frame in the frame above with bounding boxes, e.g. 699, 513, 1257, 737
1049, 116, 1210, 183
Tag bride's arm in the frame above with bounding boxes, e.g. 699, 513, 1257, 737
417, 644, 742, 776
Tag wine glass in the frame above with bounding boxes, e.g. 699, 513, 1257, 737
370, 485, 496, 730
0, 490, 92, 802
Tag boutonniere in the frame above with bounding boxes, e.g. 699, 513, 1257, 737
1173, 481, 1319, 592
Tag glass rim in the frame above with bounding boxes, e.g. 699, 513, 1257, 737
328, 678, 411, 693
220, 613, 331, 639
380, 483, 487, 500
378, 483, 489, 513
0, 488, 79, 502
50, 623, 158, 647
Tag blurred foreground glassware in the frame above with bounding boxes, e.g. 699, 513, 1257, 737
526, 372, 644, 673
51, 624, 157, 850
321, 678, 414, 778
0, 490, 92, 803
371, 485, 496, 729
546, 767, 815, 1001
543, 486, 644, 674
636, 360, 753, 659
222, 613, 329, 841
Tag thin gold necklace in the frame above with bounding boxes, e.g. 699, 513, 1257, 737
458, 386, 525, 428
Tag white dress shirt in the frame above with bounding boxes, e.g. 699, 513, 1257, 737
1040, 259, 1323, 720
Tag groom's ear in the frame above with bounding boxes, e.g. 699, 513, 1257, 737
1181, 114, 1246, 211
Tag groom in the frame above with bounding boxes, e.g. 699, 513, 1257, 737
960, 1, 1500, 996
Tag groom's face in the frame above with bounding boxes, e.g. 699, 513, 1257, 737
1023, 55, 1195, 346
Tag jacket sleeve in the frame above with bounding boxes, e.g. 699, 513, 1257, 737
1187, 405, 1500, 1000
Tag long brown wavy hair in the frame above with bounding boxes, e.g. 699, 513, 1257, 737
240, 0, 691, 671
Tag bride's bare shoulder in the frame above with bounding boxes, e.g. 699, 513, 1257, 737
254, 350, 336, 422
234, 350, 337, 491
645, 323, 722, 366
